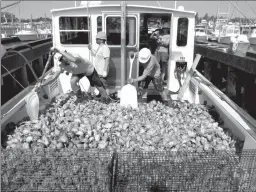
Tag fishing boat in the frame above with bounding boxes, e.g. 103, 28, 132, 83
218, 24, 249, 44
37, 28, 52, 38
248, 28, 256, 45
195, 28, 208, 42
14, 29, 41, 41
1, 1, 256, 152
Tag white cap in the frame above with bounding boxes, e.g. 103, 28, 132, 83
138, 48, 151, 63
162, 22, 170, 29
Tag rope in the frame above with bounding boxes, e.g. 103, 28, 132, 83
228, 1, 238, 21
4, 50, 39, 81
1, 49, 40, 91
246, 1, 256, 17
1, 65, 25, 89
229, 1, 254, 25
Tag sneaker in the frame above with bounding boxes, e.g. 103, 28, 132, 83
109, 93, 119, 101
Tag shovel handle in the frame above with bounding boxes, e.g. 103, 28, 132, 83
39, 52, 54, 83
129, 55, 135, 79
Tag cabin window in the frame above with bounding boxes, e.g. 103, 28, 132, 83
227, 29, 233, 34
176, 18, 188, 47
59, 16, 90, 45
97, 16, 102, 32
106, 16, 136, 46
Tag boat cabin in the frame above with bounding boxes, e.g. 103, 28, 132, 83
221, 25, 240, 37
51, 3, 196, 96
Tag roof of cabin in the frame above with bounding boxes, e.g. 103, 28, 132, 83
51, 4, 196, 15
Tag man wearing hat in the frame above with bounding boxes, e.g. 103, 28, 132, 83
88, 31, 110, 91
150, 22, 170, 83
128, 48, 168, 102
36, 47, 109, 102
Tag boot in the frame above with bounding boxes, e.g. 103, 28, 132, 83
74, 89, 83, 104
160, 90, 169, 102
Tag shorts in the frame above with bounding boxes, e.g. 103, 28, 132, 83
143, 76, 164, 92
86, 69, 105, 88
155, 51, 169, 64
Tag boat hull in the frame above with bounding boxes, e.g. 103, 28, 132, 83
15, 34, 39, 41
195, 35, 208, 42
219, 36, 231, 44
249, 37, 256, 45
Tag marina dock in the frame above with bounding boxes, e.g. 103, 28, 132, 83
194, 42, 256, 119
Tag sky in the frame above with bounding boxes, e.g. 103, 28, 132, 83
1, 1, 256, 19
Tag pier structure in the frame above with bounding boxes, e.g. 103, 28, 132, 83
1, 37, 53, 105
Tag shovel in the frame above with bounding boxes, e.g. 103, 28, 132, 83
120, 54, 138, 109
25, 52, 54, 121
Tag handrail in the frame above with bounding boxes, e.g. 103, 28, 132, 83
194, 70, 256, 130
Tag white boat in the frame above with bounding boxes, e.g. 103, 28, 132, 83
249, 28, 256, 45
37, 28, 52, 38
14, 30, 41, 41
1, 1, 256, 154
218, 25, 249, 44
195, 28, 208, 41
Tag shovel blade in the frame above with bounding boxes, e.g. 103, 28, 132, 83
120, 84, 138, 109
25, 91, 40, 121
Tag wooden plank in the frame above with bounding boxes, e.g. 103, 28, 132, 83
177, 54, 201, 100
194, 44, 256, 74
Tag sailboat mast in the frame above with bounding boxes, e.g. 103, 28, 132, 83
44, 13, 46, 28
19, 2, 21, 30
217, 1, 221, 42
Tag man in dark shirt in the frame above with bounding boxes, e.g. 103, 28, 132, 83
128, 48, 168, 102
35, 47, 108, 102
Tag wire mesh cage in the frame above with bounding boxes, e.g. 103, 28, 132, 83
114, 150, 256, 192
1, 148, 113, 192
1, 149, 256, 192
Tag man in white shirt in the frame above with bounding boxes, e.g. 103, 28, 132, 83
150, 22, 170, 83
88, 31, 110, 90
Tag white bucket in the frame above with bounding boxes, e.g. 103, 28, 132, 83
79, 77, 100, 95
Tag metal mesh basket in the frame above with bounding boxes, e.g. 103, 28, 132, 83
1, 149, 256, 192
1, 148, 113, 192
114, 150, 256, 192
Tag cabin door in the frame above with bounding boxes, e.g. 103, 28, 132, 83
102, 12, 140, 89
